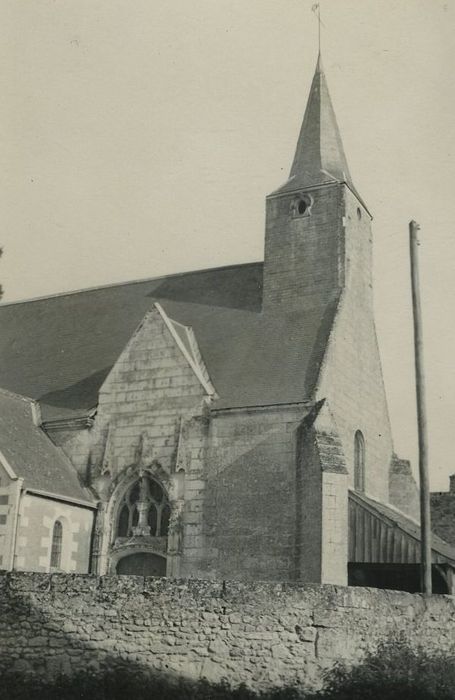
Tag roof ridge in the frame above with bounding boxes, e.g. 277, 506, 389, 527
0, 385, 34, 404
0, 260, 263, 308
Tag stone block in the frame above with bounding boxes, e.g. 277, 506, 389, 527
316, 628, 358, 660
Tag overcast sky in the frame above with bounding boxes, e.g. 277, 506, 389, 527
1, 0, 454, 490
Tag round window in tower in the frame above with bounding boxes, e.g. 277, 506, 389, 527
291, 194, 312, 218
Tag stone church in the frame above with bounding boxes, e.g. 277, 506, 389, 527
0, 54, 454, 589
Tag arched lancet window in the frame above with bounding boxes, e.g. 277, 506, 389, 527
50, 520, 63, 570
354, 430, 365, 493
116, 475, 170, 539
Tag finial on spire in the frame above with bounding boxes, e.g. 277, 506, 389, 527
271, 35, 358, 198
311, 3, 325, 56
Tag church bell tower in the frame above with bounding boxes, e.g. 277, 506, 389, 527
262, 54, 371, 315
262, 53, 395, 585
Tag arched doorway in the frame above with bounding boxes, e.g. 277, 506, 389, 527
116, 552, 166, 577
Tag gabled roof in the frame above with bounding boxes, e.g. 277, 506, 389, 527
273, 54, 357, 197
0, 262, 339, 421
0, 389, 94, 504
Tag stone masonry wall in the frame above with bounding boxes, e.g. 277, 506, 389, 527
431, 491, 455, 547
316, 187, 394, 504
389, 455, 420, 522
204, 406, 308, 582
51, 308, 209, 488
49, 308, 212, 577
296, 421, 323, 584
92, 308, 208, 481
296, 406, 348, 586
263, 183, 343, 313
1, 572, 454, 692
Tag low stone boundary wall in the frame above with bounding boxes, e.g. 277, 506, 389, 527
0, 572, 454, 690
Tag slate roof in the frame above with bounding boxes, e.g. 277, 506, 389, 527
0, 389, 94, 504
351, 490, 455, 565
272, 54, 358, 200
0, 57, 354, 423
0, 262, 339, 421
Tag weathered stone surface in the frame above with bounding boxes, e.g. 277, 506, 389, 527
1, 572, 455, 692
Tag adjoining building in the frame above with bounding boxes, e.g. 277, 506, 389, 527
1, 54, 454, 590
0, 389, 95, 573
431, 476, 455, 548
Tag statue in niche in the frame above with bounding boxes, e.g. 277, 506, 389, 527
132, 470, 152, 537
167, 498, 184, 555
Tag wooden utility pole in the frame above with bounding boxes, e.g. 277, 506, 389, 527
409, 220, 432, 595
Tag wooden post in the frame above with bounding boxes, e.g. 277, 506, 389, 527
409, 220, 432, 595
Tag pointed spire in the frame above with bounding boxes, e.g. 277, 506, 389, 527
273, 55, 356, 196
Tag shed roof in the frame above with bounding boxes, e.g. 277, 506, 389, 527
350, 490, 455, 566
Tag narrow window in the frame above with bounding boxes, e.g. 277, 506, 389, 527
354, 431, 365, 493
161, 503, 171, 538
117, 504, 130, 537
148, 503, 158, 536
50, 520, 63, 570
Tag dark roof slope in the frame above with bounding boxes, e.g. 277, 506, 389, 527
0, 262, 339, 421
0, 389, 94, 504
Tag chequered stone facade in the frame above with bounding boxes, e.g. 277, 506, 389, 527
14, 495, 93, 573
